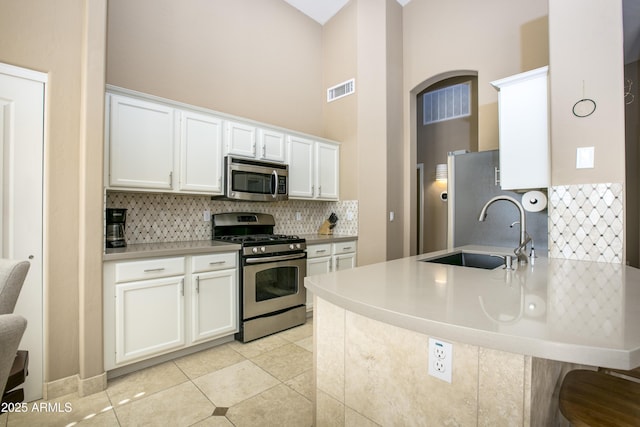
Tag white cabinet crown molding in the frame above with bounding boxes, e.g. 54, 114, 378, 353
105, 85, 340, 147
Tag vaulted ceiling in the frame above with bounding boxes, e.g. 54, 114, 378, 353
283, 0, 640, 64
282, 0, 411, 25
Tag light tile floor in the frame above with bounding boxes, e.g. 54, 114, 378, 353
0, 320, 314, 427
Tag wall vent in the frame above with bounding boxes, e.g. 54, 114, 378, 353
327, 78, 355, 102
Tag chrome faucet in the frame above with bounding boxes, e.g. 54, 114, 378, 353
478, 195, 532, 265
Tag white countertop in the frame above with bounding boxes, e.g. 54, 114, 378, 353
298, 233, 358, 245
103, 234, 357, 261
304, 245, 640, 370
103, 240, 241, 261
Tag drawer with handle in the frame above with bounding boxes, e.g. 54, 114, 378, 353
306, 243, 332, 259
191, 252, 237, 273
114, 257, 185, 283
333, 241, 357, 255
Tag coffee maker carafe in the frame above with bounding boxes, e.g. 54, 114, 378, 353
106, 208, 127, 248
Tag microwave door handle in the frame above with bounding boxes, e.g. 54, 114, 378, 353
271, 170, 278, 198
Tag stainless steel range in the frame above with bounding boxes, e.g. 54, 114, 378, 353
212, 212, 306, 342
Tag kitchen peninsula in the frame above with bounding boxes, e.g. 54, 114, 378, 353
305, 246, 640, 426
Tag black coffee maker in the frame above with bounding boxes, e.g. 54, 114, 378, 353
106, 208, 127, 248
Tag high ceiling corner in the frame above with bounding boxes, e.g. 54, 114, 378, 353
283, 0, 411, 25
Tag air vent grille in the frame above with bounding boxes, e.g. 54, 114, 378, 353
327, 78, 355, 102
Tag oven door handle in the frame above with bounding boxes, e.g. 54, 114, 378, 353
245, 252, 306, 264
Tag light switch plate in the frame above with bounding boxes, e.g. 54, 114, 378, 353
576, 146, 595, 169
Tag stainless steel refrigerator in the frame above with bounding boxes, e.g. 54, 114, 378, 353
447, 150, 548, 252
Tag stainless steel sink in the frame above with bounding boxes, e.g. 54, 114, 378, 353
421, 251, 505, 270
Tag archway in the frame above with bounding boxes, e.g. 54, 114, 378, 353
408, 70, 478, 255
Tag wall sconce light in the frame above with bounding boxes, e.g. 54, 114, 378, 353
435, 163, 448, 182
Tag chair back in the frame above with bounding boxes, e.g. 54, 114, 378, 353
0, 260, 30, 315
0, 314, 27, 396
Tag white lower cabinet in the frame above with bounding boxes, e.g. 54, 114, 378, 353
190, 253, 238, 344
115, 276, 185, 365
305, 240, 357, 310
104, 252, 238, 370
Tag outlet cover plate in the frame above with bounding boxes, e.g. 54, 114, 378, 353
428, 337, 452, 383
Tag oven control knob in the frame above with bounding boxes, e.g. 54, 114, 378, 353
260, 246, 266, 253
252, 247, 259, 254
296, 243, 301, 249
289, 244, 294, 250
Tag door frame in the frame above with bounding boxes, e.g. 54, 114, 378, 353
416, 163, 424, 254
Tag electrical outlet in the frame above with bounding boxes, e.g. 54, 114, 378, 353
428, 337, 452, 383
203, 210, 211, 222
295, 212, 302, 221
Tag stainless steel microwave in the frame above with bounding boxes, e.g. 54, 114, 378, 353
218, 156, 288, 202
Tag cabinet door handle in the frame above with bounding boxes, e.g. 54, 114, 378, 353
209, 261, 226, 265
343, 246, 352, 250
144, 268, 165, 273
181, 278, 185, 296
315, 249, 327, 253
319, 185, 322, 196
196, 276, 200, 293
169, 171, 173, 187
311, 185, 314, 196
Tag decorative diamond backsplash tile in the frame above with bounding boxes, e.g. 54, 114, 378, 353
547, 259, 623, 342
106, 191, 358, 245
548, 183, 623, 263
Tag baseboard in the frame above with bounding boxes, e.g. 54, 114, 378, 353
79, 372, 107, 397
43, 372, 107, 400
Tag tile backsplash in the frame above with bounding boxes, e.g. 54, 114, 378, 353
548, 183, 623, 263
106, 191, 358, 245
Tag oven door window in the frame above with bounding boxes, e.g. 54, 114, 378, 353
255, 266, 298, 301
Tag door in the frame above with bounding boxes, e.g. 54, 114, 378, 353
257, 128, 286, 163
108, 94, 175, 190
334, 253, 356, 271
225, 121, 256, 158
179, 111, 223, 194
191, 269, 238, 343
242, 257, 306, 319
316, 142, 339, 200
0, 63, 45, 401
115, 277, 185, 364
287, 135, 314, 198
305, 256, 331, 309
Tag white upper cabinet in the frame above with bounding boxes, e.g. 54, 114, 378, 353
225, 121, 257, 158
316, 142, 340, 200
179, 111, 223, 194
257, 128, 287, 163
108, 94, 175, 190
288, 136, 339, 201
106, 86, 339, 196
288, 135, 315, 198
491, 66, 549, 190
225, 124, 286, 163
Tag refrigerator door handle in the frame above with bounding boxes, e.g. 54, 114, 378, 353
494, 167, 500, 186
